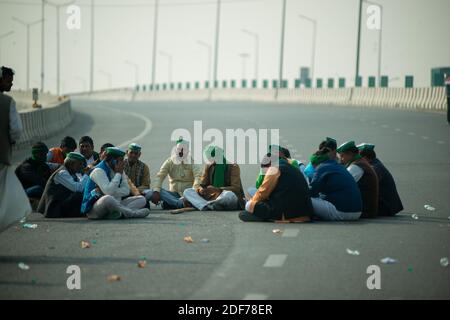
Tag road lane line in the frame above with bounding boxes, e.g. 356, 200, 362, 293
282, 229, 300, 238
243, 294, 268, 300
97, 105, 153, 148
263, 254, 287, 267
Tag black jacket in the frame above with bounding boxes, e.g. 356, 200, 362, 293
371, 158, 403, 216
254, 159, 314, 220
15, 158, 52, 190
37, 166, 84, 218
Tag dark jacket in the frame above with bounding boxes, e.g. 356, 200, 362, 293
253, 159, 314, 220
198, 162, 245, 209
37, 166, 84, 218
310, 159, 362, 213
15, 157, 52, 190
353, 158, 379, 218
370, 158, 403, 216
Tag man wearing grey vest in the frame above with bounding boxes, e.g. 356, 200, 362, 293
0, 66, 31, 231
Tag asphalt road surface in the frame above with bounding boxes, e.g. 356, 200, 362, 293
1, 97, 449, 299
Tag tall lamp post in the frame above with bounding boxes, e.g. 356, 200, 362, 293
241, 29, 259, 82
151, 0, 160, 88
298, 14, 317, 84
197, 40, 212, 99
276, 0, 287, 98
0, 31, 14, 65
98, 70, 112, 89
12, 18, 42, 91
125, 60, 139, 89
238, 53, 250, 81
364, 0, 383, 86
45, 0, 75, 96
158, 51, 173, 84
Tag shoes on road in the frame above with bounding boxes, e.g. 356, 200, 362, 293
170, 207, 196, 215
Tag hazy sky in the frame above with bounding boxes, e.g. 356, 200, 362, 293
1, 0, 449, 93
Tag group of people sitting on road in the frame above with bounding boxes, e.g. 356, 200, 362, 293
14, 133, 403, 223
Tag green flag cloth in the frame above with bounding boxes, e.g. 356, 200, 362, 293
204, 145, 226, 188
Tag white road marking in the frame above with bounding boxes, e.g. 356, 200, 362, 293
282, 229, 300, 238
263, 254, 287, 268
97, 105, 153, 148
243, 294, 268, 300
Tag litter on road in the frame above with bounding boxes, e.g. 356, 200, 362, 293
107, 275, 121, 282
381, 257, 398, 264
80, 241, 91, 249
346, 248, 360, 256
18, 262, 30, 270
22, 223, 37, 229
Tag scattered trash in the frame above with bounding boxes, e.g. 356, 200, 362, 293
92, 240, 97, 245
20, 217, 26, 223
137, 260, 147, 268
80, 241, 91, 249
272, 229, 283, 235
346, 248, 360, 256
440, 257, 449, 267
411, 214, 419, 220
18, 262, 30, 270
184, 236, 194, 243
424, 204, 435, 211
201, 238, 210, 243
407, 266, 413, 272
107, 275, 121, 282
381, 257, 398, 264
22, 223, 37, 229
447, 216, 450, 220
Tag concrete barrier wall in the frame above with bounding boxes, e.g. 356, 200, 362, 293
9, 90, 62, 111
12, 97, 73, 149
77, 87, 447, 113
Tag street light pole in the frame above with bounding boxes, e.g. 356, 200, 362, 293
124, 60, 139, 88
98, 70, 112, 89
213, 0, 222, 87
158, 51, 173, 84
241, 29, 259, 81
197, 40, 212, 100
45, 0, 74, 96
276, 0, 287, 98
12, 18, 42, 91
364, 0, 383, 86
90, 0, 95, 92
298, 14, 317, 83
151, 0, 159, 88
238, 53, 250, 80
355, 0, 363, 86
197, 41, 212, 85
0, 31, 14, 64
41, 0, 45, 92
